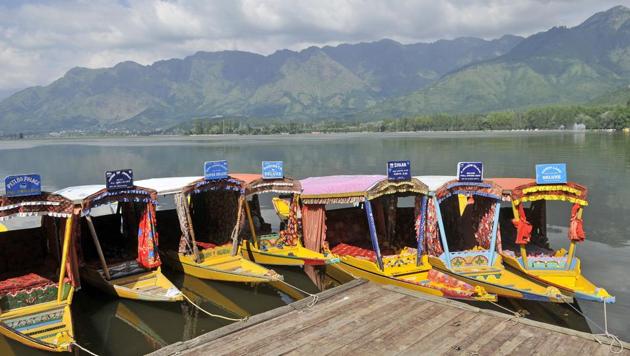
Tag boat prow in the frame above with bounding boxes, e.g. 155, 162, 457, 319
82, 265, 183, 302
330, 255, 496, 302
501, 252, 614, 303
0, 301, 74, 352
163, 247, 282, 283
241, 240, 338, 267
428, 255, 570, 303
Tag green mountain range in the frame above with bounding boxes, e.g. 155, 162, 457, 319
1, 5, 630, 134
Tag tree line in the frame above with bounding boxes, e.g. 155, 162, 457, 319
179, 104, 630, 135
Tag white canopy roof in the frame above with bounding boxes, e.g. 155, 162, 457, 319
414, 176, 457, 192
135, 177, 202, 196
55, 185, 105, 204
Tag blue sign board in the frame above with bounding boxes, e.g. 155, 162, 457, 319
204, 160, 229, 180
106, 169, 133, 190
262, 161, 283, 179
5, 174, 41, 197
536, 163, 567, 184
457, 162, 483, 182
387, 160, 411, 181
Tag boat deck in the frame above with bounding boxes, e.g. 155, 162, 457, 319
149, 280, 629, 356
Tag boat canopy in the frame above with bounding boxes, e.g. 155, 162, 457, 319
414, 176, 457, 192
300, 175, 428, 204
56, 185, 158, 214
511, 181, 588, 207
244, 176, 301, 197
434, 179, 503, 203
0, 191, 75, 220
134, 177, 203, 196
137, 174, 261, 197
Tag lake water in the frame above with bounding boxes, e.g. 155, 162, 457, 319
0, 131, 628, 355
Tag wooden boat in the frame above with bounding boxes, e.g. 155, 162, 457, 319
239, 174, 337, 266
299, 175, 495, 301
492, 177, 614, 303
135, 176, 281, 283
418, 176, 570, 302
56, 185, 183, 302
0, 191, 78, 352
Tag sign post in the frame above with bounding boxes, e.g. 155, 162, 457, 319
387, 160, 411, 181
204, 160, 229, 180
105, 169, 134, 190
4, 174, 42, 197
457, 162, 483, 182
535, 163, 567, 184
262, 161, 283, 180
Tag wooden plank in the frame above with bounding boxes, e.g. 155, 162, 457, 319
192, 283, 396, 355
278, 295, 425, 355
394, 312, 479, 354
147, 278, 367, 356
230, 291, 414, 355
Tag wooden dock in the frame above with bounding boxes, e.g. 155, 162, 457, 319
149, 280, 629, 355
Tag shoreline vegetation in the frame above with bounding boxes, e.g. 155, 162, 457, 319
2, 103, 630, 140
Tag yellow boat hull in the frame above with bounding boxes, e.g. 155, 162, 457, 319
501, 253, 614, 303
428, 255, 570, 303
163, 247, 280, 283
240, 240, 337, 266
82, 266, 183, 302
0, 296, 75, 352
330, 255, 495, 301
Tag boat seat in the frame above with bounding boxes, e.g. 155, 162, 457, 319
196, 241, 232, 250
331, 243, 377, 261
0, 273, 56, 296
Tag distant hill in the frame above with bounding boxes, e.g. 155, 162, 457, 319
370, 5, 630, 117
0, 36, 522, 133
1, 5, 630, 134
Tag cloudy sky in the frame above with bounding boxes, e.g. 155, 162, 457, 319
0, 0, 626, 97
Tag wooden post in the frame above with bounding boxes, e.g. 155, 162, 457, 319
365, 198, 384, 271
86, 215, 111, 280
57, 216, 73, 302
244, 199, 258, 248
488, 202, 501, 265
433, 197, 451, 269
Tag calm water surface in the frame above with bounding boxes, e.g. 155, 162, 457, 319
0, 131, 629, 354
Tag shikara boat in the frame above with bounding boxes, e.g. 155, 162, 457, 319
492, 177, 614, 303
135, 176, 281, 283
299, 175, 495, 301
418, 176, 569, 302
239, 174, 336, 266
56, 185, 183, 302
0, 191, 78, 352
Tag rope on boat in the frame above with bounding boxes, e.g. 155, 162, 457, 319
72, 342, 100, 356
277, 279, 319, 308
558, 296, 624, 354
182, 293, 249, 322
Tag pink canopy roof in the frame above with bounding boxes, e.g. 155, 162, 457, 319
301, 175, 386, 198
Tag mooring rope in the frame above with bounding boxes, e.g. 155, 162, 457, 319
71, 342, 100, 356
558, 296, 624, 354
489, 301, 522, 325
182, 293, 249, 322
276, 279, 319, 308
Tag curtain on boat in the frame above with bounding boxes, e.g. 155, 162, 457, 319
175, 193, 196, 255
569, 203, 585, 242
424, 198, 443, 256
137, 203, 161, 269
278, 198, 299, 246
302, 204, 326, 252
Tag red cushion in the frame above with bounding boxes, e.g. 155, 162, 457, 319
0, 273, 55, 296
331, 243, 376, 261
196, 241, 217, 250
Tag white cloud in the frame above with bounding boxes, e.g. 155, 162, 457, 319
0, 0, 626, 96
